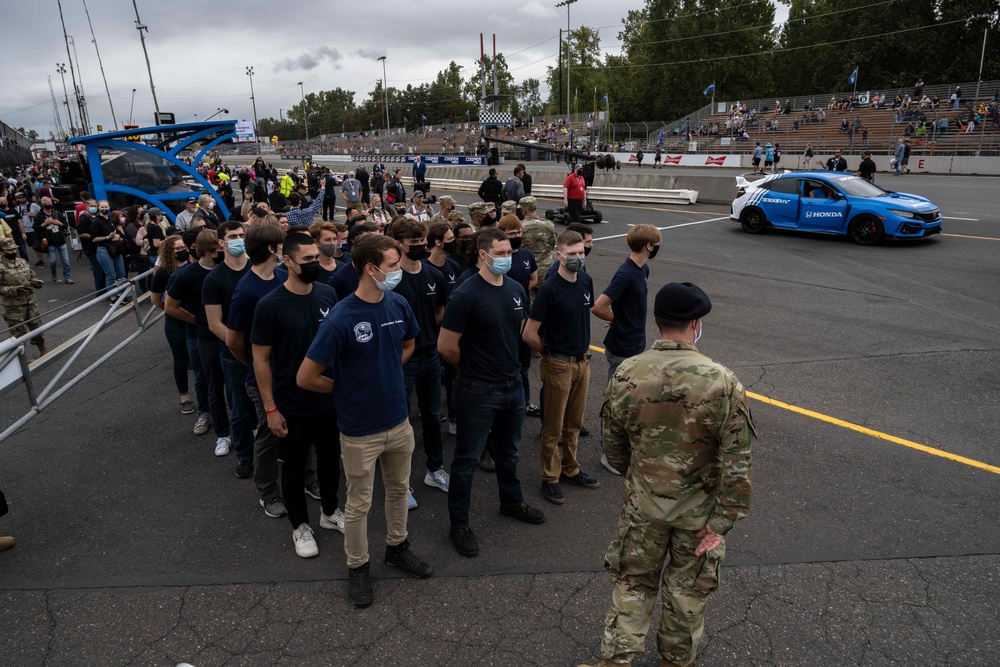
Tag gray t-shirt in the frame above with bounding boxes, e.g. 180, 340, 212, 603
341, 178, 361, 203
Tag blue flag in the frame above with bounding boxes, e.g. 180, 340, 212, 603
421, 114, 427, 122
703, 82, 715, 96
404, 116, 409, 124
848, 67, 858, 86
599, 94, 608, 104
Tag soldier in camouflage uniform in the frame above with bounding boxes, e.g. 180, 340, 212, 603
581, 282, 755, 667
519, 196, 556, 300
467, 201, 496, 228
429, 195, 456, 226
0, 238, 47, 357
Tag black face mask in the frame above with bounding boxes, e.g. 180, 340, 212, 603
509, 237, 523, 250
405, 244, 427, 261
457, 238, 474, 257
293, 259, 321, 284
3, 253, 18, 260
584, 245, 592, 257
443, 240, 458, 254
214, 251, 225, 264
176, 250, 190, 263
648, 244, 660, 260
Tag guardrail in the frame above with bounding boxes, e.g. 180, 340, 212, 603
0, 271, 163, 444
421, 178, 699, 205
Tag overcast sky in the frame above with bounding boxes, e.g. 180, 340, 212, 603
2, 0, 788, 138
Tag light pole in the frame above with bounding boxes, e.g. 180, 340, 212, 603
56, 63, 75, 137
246, 66, 261, 154
378, 55, 390, 131
205, 108, 228, 122
131, 0, 161, 118
556, 0, 578, 121
129, 88, 136, 124
297, 81, 309, 142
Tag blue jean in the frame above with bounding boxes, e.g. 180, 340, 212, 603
403, 347, 443, 472
95, 247, 125, 290
448, 374, 525, 528
84, 251, 106, 293
197, 337, 231, 439
48, 243, 71, 281
186, 335, 209, 418
220, 355, 255, 463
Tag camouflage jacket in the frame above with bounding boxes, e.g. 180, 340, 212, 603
520, 217, 556, 274
0, 256, 38, 311
601, 339, 755, 535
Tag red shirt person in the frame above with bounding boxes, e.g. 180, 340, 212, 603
562, 164, 588, 223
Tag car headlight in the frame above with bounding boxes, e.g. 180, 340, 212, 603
889, 209, 915, 218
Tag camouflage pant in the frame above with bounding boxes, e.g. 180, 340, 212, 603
4, 304, 45, 348
601, 504, 725, 666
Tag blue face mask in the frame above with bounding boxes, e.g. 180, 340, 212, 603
373, 265, 402, 292
486, 253, 512, 276
227, 239, 246, 256
87, 206, 97, 214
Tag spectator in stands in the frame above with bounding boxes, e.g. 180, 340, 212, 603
914, 78, 925, 99
904, 122, 915, 137
937, 116, 949, 136
825, 150, 847, 172
817, 109, 826, 123
827, 97, 837, 110
951, 87, 962, 110
839, 119, 850, 133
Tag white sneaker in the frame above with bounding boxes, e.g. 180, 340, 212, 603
600, 452, 621, 476
215, 437, 231, 457
447, 420, 457, 435
292, 523, 318, 558
320, 508, 345, 533
424, 468, 450, 492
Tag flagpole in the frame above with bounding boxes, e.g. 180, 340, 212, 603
852, 66, 858, 102
606, 95, 610, 147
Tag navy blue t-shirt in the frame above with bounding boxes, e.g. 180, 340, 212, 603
394, 262, 447, 351
506, 248, 537, 301
529, 271, 594, 356
426, 255, 462, 297
441, 274, 528, 383
602, 258, 650, 357
306, 291, 418, 437
166, 262, 213, 339
227, 267, 287, 387
250, 283, 338, 417
328, 263, 360, 301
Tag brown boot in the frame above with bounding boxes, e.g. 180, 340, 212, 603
36, 343, 48, 357
0, 536, 15, 552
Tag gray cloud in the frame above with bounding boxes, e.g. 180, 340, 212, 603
354, 48, 385, 60
273, 46, 343, 73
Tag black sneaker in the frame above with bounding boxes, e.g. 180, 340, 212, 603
304, 481, 321, 500
525, 403, 542, 418
236, 460, 254, 479
478, 448, 496, 472
34, 261, 45, 268
561, 470, 601, 489
542, 482, 565, 505
384, 540, 433, 578
499, 501, 545, 524
580, 426, 590, 437
450, 526, 479, 557
348, 562, 373, 608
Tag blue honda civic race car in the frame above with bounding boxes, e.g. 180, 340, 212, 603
730, 171, 943, 245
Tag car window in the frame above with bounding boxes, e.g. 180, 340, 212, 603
831, 175, 888, 198
766, 178, 799, 195
802, 180, 836, 199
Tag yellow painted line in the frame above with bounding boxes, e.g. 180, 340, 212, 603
588, 343, 999, 475
941, 233, 1000, 241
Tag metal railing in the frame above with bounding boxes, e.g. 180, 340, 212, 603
0, 269, 163, 444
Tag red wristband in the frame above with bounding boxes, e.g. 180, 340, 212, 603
265, 407, 279, 415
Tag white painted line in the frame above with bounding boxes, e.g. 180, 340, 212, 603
943, 216, 980, 221
593, 216, 730, 242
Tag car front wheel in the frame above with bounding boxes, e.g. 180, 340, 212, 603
740, 207, 767, 234
848, 215, 884, 245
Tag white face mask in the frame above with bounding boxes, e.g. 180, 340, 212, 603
694, 321, 703, 344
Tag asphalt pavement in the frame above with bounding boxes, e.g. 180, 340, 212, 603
1, 174, 998, 666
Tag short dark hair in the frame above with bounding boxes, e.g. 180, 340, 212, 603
245, 223, 285, 265
453, 222, 474, 236
182, 228, 201, 250
218, 220, 244, 237
347, 222, 377, 249
351, 234, 399, 277
282, 229, 315, 261
287, 192, 302, 207
556, 230, 583, 249
476, 227, 508, 254
426, 222, 451, 246
566, 222, 593, 238
653, 315, 693, 334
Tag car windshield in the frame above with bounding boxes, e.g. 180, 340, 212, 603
831, 175, 888, 198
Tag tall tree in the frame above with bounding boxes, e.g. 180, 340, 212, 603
545, 26, 607, 116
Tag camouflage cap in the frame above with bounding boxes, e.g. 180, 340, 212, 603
501, 200, 517, 214
447, 211, 465, 221
0, 238, 17, 251
394, 202, 408, 213
438, 195, 456, 205
468, 201, 489, 215
654, 282, 711, 320
519, 195, 537, 210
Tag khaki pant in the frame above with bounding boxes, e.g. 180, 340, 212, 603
341, 419, 414, 568
539, 356, 590, 484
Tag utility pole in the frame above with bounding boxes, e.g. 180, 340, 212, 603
556, 0, 578, 121
132, 0, 161, 118
298, 81, 308, 141
56, 63, 76, 137
378, 56, 390, 131
68, 36, 91, 134
246, 66, 261, 154
83, 0, 118, 130
48, 76, 66, 141
129, 88, 136, 124
56, 0, 87, 135
976, 28, 988, 100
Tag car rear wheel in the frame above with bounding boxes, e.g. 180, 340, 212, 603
740, 207, 767, 234
848, 215, 884, 245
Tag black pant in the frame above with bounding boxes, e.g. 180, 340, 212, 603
567, 198, 584, 223
164, 318, 189, 395
197, 338, 230, 438
322, 198, 336, 221
281, 406, 341, 528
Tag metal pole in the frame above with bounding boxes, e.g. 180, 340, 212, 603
246, 66, 261, 154
129, 88, 136, 124
56, 64, 75, 137
298, 81, 308, 142
82, 0, 118, 130
132, 0, 161, 118
976, 28, 987, 100
378, 56, 390, 132
68, 36, 91, 135
56, 0, 87, 135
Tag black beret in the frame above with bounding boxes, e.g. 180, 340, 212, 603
653, 282, 712, 320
